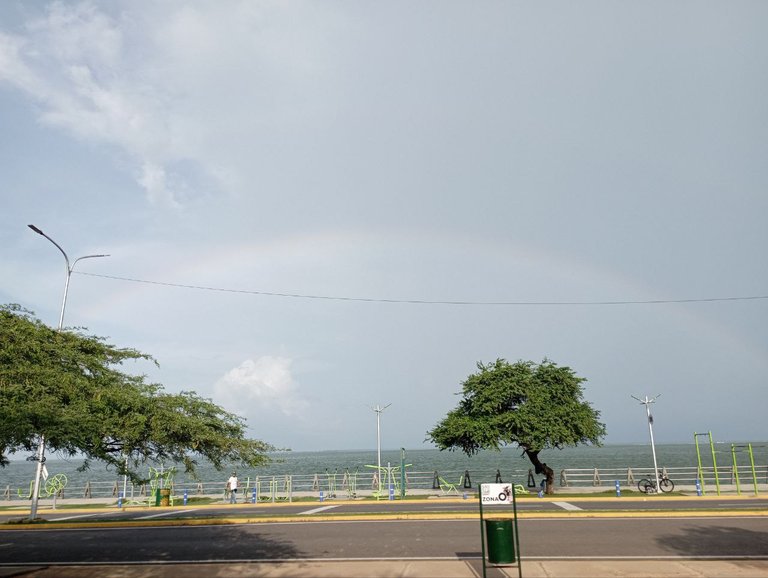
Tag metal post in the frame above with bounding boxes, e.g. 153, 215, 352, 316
400, 448, 406, 499
632, 394, 661, 493
694, 432, 706, 495
709, 431, 721, 495
370, 403, 390, 491
27, 225, 109, 519
478, 487, 487, 578
748, 443, 758, 496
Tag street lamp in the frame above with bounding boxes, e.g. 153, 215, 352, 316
632, 394, 662, 493
27, 224, 109, 518
369, 403, 391, 488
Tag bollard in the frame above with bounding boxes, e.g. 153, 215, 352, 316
118, 491, 123, 509
252, 487, 257, 504
319, 490, 324, 502
615, 480, 621, 497
389, 485, 394, 501
696, 479, 702, 496
463, 492, 468, 500
183, 490, 188, 506
537, 489, 544, 498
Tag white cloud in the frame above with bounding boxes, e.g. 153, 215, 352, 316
214, 356, 309, 420
0, 1, 342, 207
137, 161, 178, 208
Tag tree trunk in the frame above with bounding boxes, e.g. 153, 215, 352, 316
524, 449, 555, 495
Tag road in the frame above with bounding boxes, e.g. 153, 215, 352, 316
1, 511, 767, 565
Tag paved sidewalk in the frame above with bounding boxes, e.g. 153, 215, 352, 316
3, 560, 768, 577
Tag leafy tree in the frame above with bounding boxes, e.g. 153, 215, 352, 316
0, 304, 273, 480
427, 358, 606, 494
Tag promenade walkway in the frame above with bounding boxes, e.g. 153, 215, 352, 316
2, 559, 768, 577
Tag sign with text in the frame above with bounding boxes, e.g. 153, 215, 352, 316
480, 483, 514, 505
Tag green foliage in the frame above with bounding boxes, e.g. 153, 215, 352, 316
428, 358, 606, 456
0, 304, 273, 480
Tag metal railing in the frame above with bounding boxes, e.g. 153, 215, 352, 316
558, 464, 768, 489
5, 463, 767, 502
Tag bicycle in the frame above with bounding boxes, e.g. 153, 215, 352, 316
637, 473, 674, 494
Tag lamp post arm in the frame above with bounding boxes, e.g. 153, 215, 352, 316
59, 254, 110, 330
29, 225, 109, 329
28, 224, 70, 268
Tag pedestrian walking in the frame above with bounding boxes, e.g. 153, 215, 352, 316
227, 472, 238, 504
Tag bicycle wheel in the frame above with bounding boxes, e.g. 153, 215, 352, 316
637, 479, 654, 493
659, 478, 675, 493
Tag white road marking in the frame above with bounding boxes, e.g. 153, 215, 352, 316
135, 508, 200, 520
552, 501, 582, 511
298, 505, 340, 515
47, 512, 115, 521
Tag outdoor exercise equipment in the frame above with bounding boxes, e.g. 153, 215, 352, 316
695, 432, 764, 496
342, 468, 358, 499
45, 473, 68, 497
365, 462, 411, 500
438, 475, 460, 495
17, 470, 68, 500
255, 475, 292, 502
694, 431, 721, 495
731, 443, 761, 496
149, 465, 176, 506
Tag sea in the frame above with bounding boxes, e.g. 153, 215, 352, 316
3, 443, 767, 491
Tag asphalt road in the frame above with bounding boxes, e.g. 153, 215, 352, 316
2, 515, 768, 565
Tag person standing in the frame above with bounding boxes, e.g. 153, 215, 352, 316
227, 472, 238, 504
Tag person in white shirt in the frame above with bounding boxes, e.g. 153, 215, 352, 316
227, 472, 238, 504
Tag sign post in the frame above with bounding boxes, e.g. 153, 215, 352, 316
479, 483, 522, 578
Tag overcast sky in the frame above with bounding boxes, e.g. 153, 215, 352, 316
1, 1, 766, 454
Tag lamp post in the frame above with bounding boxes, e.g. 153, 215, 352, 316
370, 403, 391, 490
27, 224, 109, 518
632, 394, 662, 493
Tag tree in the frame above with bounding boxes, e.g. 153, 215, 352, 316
0, 304, 273, 480
427, 358, 606, 494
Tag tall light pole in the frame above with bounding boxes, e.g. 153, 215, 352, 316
632, 394, 662, 493
27, 224, 109, 518
370, 403, 391, 481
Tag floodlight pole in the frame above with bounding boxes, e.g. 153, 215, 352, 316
370, 403, 391, 480
632, 394, 662, 492
27, 224, 109, 519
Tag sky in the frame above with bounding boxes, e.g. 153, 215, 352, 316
1, 1, 766, 454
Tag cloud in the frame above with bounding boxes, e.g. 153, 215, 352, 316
137, 162, 178, 208
214, 356, 309, 420
0, 3, 199, 206
0, 1, 342, 207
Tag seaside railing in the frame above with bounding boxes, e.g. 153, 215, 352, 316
4, 463, 767, 502
558, 465, 768, 488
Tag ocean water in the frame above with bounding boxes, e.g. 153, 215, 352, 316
3, 442, 767, 491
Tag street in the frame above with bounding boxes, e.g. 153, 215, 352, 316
2, 516, 767, 565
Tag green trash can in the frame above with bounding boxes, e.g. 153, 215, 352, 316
485, 518, 515, 564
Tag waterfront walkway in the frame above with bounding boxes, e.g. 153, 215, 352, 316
3, 559, 768, 577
